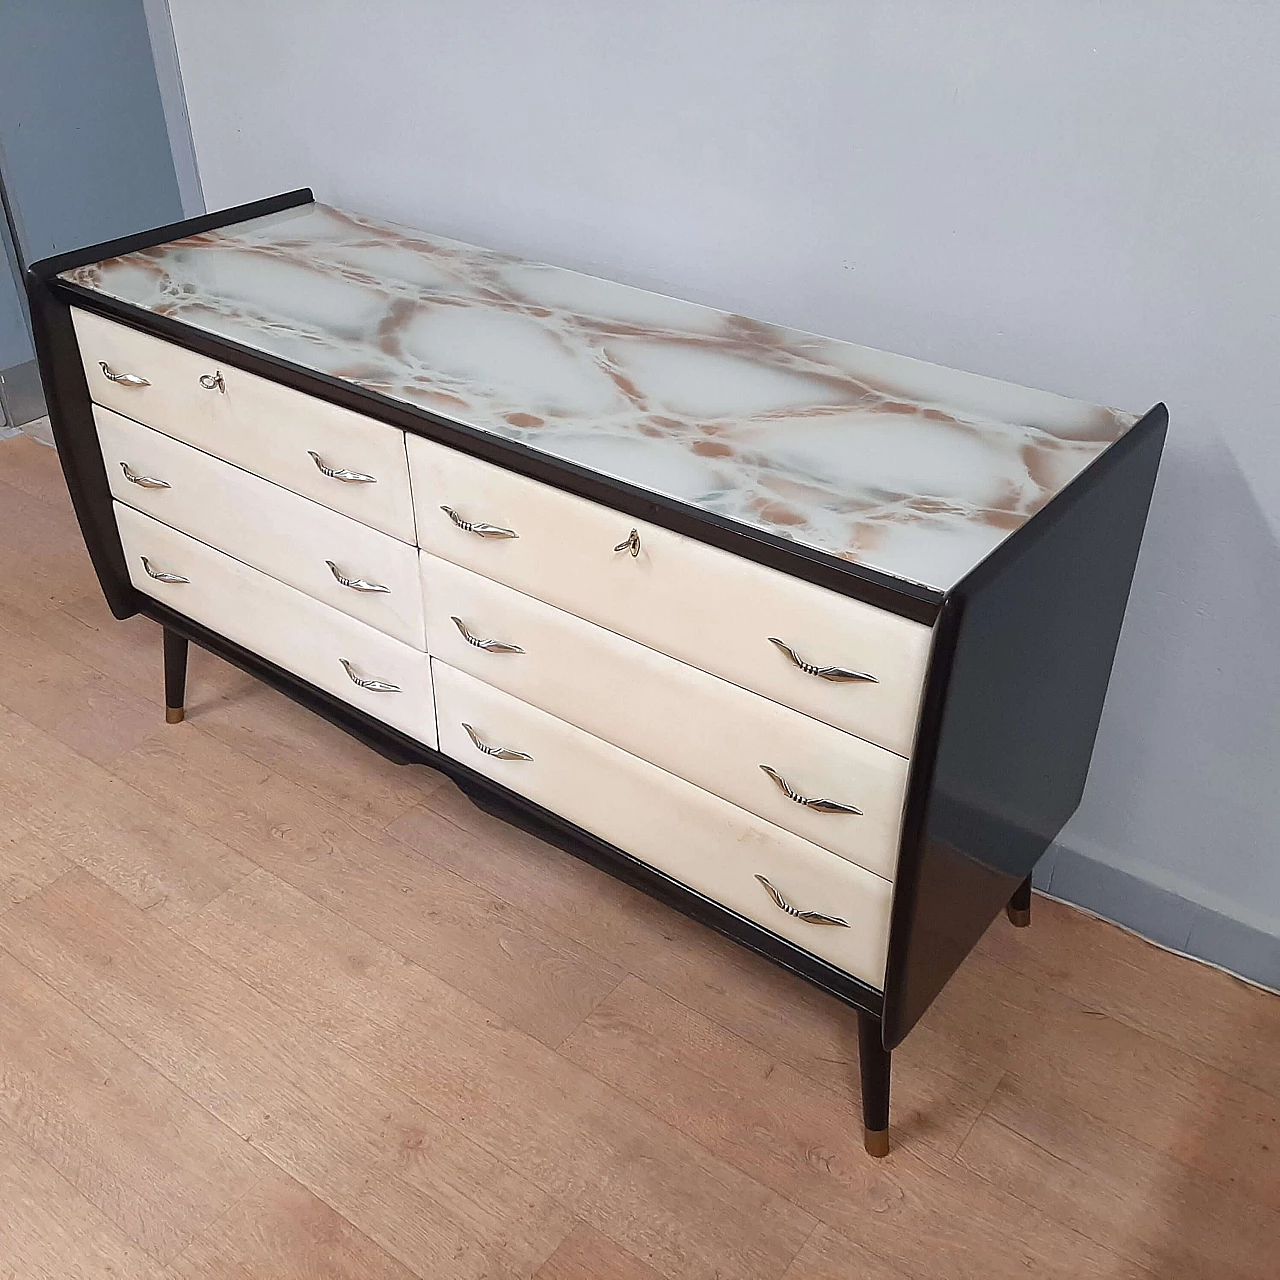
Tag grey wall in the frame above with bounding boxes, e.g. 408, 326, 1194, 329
0, 205, 39, 426
141, 0, 204, 218
0, 220, 31, 372
0, 0, 185, 265
167, 1, 1280, 976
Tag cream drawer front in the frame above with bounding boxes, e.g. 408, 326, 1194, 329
433, 661, 892, 988
424, 554, 907, 880
72, 309, 415, 543
115, 503, 435, 746
98, 407, 425, 649
407, 435, 932, 757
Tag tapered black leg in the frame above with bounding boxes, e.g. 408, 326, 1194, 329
163, 628, 188, 724
857, 1010, 891, 1157
1006, 875, 1032, 928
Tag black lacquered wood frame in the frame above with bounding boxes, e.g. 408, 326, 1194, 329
27, 189, 1166, 1095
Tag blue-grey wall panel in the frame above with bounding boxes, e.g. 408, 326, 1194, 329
1, 180, 33, 370
0, 0, 183, 263
0, 262, 32, 372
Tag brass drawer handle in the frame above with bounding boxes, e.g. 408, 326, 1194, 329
613, 528, 641, 557
140, 556, 188, 584
120, 462, 170, 490
755, 875, 849, 927
339, 657, 400, 692
462, 722, 532, 761
451, 616, 524, 654
99, 362, 150, 388
768, 637, 877, 684
308, 451, 377, 483
199, 370, 226, 393
326, 560, 391, 594
759, 765, 863, 815
441, 505, 518, 539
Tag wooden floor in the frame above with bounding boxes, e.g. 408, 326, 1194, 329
0, 434, 1277, 1279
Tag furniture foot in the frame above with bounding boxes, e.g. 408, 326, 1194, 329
163, 627, 188, 724
857, 1010, 891, 1157
1006, 875, 1032, 928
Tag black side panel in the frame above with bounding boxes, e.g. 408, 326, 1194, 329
25, 275, 137, 616
883, 405, 1168, 1048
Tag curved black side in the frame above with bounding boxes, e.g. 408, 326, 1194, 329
883, 404, 1169, 1049
25, 275, 138, 616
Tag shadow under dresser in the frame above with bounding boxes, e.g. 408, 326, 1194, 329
27, 189, 1166, 1157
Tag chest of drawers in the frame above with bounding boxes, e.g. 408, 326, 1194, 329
28, 189, 1166, 1159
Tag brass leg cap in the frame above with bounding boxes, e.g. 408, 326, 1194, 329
864, 1127, 890, 1158
1006, 904, 1031, 928
165, 706, 185, 724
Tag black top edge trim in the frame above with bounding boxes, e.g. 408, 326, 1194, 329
26, 188, 315, 282
947, 402, 1169, 602
49, 277, 943, 624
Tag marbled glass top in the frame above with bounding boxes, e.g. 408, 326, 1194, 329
63, 202, 1135, 591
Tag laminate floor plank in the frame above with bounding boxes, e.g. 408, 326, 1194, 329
778, 1226, 906, 1280
0, 868, 580, 1279
0, 602, 163, 765
0, 872, 477, 1204
110, 724, 626, 1048
169, 1167, 426, 1280
5, 587, 159, 698
534, 1223, 667, 1280
189, 678, 448, 835
558, 975, 1151, 1280
0, 706, 254, 923
0, 478, 101, 610
0, 434, 72, 512
4, 576, 247, 724
328, 1126, 575, 1280
0, 812, 72, 914
975, 892, 1280, 1099
0, 1124, 173, 1280
0, 948, 268, 1262
919, 954, 1280, 1213
171, 867, 818, 1280
956, 1074, 1280, 1280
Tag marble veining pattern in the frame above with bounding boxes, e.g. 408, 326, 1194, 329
63, 203, 1136, 590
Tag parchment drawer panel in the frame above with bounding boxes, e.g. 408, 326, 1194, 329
407, 433, 932, 757
424, 553, 907, 880
98, 407, 424, 648
433, 660, 892, 989
114, 502, 435, 746
72, 308, 415, 542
